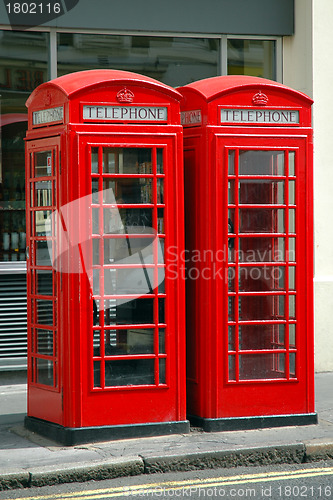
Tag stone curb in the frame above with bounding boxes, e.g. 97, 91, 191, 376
141, 443, 306, 473
0, 457, 144, 490
1, 442, 333, 490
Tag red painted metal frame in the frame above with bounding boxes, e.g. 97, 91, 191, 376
178, 76, 314, 420
25, 70, 186, 429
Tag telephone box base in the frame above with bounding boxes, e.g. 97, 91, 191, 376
24, 416, 190, 446
189, 413, 318, 433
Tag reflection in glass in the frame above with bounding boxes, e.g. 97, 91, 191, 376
228, 325, 235, 351
239, 208, 284, 233
239, 353, 286, 379
227, 39, 276, 79
104, 208, 153, 234
239, 180, 284, 205
239, 295, 284, 321
34, 181, 52, 206
103, 179, 153, 204
239, 266, 285, 291
239, 151, 284, 176
104, 298, 154, 325
104, 267, 154, 295
37, 270, 53, 295
35, 210, 52, 236
239, 324, 284, 350
105, 358, 155, 386
289, 266, 296, 290
228, 180, 235, 204
36, 359, 54, 386
289, 180, 295, 205
290, 353, 296, 377
238, 237, 285, 262
36, 240, 51, 266
159, 328, 165, 353
288, 238, 296, 261
37, 299, 54, 325
37, 329, 53, 355
104, 236, 156, 264
34, 151, 52, 177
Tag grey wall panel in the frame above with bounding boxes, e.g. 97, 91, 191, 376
1, 0, 294, 36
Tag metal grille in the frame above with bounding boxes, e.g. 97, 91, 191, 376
0, 273, 27, 368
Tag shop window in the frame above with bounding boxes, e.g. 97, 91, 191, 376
0, 30, 49, 263
227, 39, 276, 80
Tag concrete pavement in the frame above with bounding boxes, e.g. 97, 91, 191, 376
0, 372, 333, 490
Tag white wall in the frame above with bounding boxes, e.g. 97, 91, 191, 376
284, 0, 333, 372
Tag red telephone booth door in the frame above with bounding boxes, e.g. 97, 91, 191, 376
219, 135, 314, 418
26, 136, 63, 424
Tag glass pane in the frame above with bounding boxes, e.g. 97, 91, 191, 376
228, 180, 235, 204
92, 208, 100, 234
93, 361, 101, 387
36, 299, 54, 325
239, 266, 285, 291
105, 358, 155, 386
228, 325, 235, 351
157, 179, 164, 204
288, 238, 296, 261
104, 298, 154, 325
239, 151, 284, 176
92, 238, 100, 265
104, 236, 155, 264
36, 359, 54, 386
159, 358, 166, 384
228, 355, 236, 381
125, 328, 154, 354
228, 150, 235, 175
239, 353, 286, 380
93, 269, 100, 295
228, 296, 234, 321
289, 180, 295, 205
228, 267, 235, 291
159, 328, 165, 353
239, 324, 284, 350
228, 39, 276, 80
103, 147, 152, 174
34, 181, 52, 207
37, 329, 53, 355
289, 295, 296, 319
58, 34, 219, 87
91, 147, 99, 173
92, 179, 99, 203
157, 208, 164, 234
239, 295, 284, 321
104, 208, 153, 234
289, 266, 296, 290
289, 151, 295, 176
103, 179, 153, 204
289, 324, 296, 347
239, 180, 284, 204
34, 151, 52, 177
239, 208, 284, 233
290, 353, 296, 377
289, 209, 295, 232
104, 267, 154, 295
239, 237, 285, 262
36, 240, 52, 266
159, 298, 165, 323
157, 149, 164, 174
36, 270, 53, 295
35, 210, 52, 236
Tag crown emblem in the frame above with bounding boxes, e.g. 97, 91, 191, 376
116, 88, 134, 103
252, 91, 268, 106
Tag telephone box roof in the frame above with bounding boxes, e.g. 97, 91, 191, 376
26, 69, 182, 106
178, 75, 313, 104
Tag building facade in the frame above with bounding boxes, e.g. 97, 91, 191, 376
0, 0, 331, 373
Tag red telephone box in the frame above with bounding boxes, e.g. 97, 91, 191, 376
24, 70, 188, 444
178, 76, 316, 430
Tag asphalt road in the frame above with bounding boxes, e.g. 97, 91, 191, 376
0, 460, 332, 500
